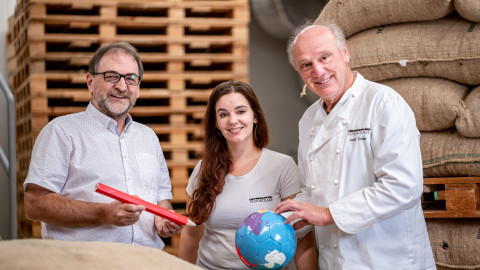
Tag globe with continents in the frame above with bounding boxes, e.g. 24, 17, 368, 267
235, 210, 296, 269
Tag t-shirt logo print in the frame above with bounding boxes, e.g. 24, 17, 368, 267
249, 196, 273, 203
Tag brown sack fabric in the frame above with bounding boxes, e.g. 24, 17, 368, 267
381, 78, 468, 131
426, 219, 480, 270
455, 0, 480, 22
315, 0, 454, 38
421, 131, 480, 177
456, 86, 480, 138
348, 15, 480, 85
0, 239, 202, 270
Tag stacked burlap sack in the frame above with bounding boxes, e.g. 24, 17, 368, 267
316, 0, 480, 178
315, 1, 480, 269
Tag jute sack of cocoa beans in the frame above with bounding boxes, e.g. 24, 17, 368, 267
315, 0, 454, 38
456, 86, 480, 138
455, 0, 480, 22
0, 239, 202, 270
347, 15, 480, 85
381, 77, 468, 131
421, 130, 480, 177
426, 219, 480, 270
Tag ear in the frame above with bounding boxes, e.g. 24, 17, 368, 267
343, 44, 350, 64
86, 73, 94, 95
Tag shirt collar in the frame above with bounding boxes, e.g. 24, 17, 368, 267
86, 102, 133, 133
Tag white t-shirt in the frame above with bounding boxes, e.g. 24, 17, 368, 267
186, 148, 300, 270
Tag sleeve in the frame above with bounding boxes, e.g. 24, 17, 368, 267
155, 137, 173, 201
293, 117, 311, 203
330, 93, 424, 234
186, 161, 202, 196
23, 121, 72, 194
279, 156, 301, 199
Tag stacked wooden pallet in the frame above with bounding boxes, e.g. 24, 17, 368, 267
7, 0, 249, 253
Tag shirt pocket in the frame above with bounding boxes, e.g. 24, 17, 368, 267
135, 153, 159, 202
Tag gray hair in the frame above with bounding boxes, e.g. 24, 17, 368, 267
287, 22, 346, 70
88, 41, 144, 77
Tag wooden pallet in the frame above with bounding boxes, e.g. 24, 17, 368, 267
422, 177, 480, 218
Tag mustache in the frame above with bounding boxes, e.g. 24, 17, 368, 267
109, 90, 130, 98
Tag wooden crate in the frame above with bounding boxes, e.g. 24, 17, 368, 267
9, 0, 249, 242
422, 177, 480, 218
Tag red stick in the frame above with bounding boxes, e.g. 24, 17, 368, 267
95, 182, 196, 226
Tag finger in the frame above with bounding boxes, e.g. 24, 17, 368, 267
293, 220, 310, 230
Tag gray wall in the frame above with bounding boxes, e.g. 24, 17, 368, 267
0, 2, 309, 239
248, 13, 309, 160
0, 0, 16, 240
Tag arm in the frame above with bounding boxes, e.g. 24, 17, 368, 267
330, 92, 424, 234
178, 222, 204, 264
178, 195, 204, 264
24, 183, 145, 227
294, 231, 317, 270
154, 199, 183, 238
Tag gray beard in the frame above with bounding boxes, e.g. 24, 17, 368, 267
94, 95, 136, 119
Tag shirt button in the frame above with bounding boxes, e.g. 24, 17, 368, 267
309, 156, 314, 161
334, 244, 338, 249
310, 128, 316, 136
311, 184, 316, 190
334, 180, 338, 185
336, 148, 341, 154
342, 120, 347, 125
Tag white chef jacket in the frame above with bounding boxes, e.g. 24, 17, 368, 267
295, 73, 435, 270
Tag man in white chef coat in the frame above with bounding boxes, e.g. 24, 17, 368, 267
275, 22, 436, 269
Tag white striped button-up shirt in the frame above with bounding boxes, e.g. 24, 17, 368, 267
24, 103, 172, 249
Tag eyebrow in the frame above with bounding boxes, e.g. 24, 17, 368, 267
216, 105, 248, 112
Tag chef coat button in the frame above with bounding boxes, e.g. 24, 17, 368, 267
309, 156, 314, 161
310, 128, 316, 135
311, 184, 316, 190
342, 120, 347, 125
334, 180, 338, 185
336, 148, 341, 154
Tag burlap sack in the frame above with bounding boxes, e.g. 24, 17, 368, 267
455, 0, 480, 22
456, 86, 480, 138
0, 239, 202, 270
348, 15, 480, 85
381, 78, 468, 131
426, 219, 480, 270
315, 0, 454, 38
421, 131, 480, 177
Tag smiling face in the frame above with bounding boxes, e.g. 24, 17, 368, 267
293, 25, 354, 110
86, 50, 140, 121
215, 92, 257, 148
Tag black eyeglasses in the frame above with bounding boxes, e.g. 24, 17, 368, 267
93, 71, 141, 85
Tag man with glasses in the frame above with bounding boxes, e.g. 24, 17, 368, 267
23, 42, 182, 249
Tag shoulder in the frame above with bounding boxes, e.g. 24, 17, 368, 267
130, 121, 158, 138
299, 101, 321, 126
262, 148, 296, 165
41, 111, 87, 135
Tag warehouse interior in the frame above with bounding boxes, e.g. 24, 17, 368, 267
0, 0, 479, 269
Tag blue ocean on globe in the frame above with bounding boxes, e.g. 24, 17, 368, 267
235, 210, 297, 270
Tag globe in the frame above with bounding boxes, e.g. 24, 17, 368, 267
235, 210, 297, 269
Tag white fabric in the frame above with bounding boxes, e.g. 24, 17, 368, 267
24, 102, 172, 249
295, 73, 436, 270
186, 148, 300, 270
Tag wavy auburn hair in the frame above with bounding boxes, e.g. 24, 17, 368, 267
186, 81, 269, 224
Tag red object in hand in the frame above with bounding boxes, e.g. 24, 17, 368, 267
95, 182, 196, 226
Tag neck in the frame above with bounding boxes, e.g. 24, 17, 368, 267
324, 71, 356, 113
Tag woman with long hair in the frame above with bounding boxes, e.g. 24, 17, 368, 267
178, 81, 316, 269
